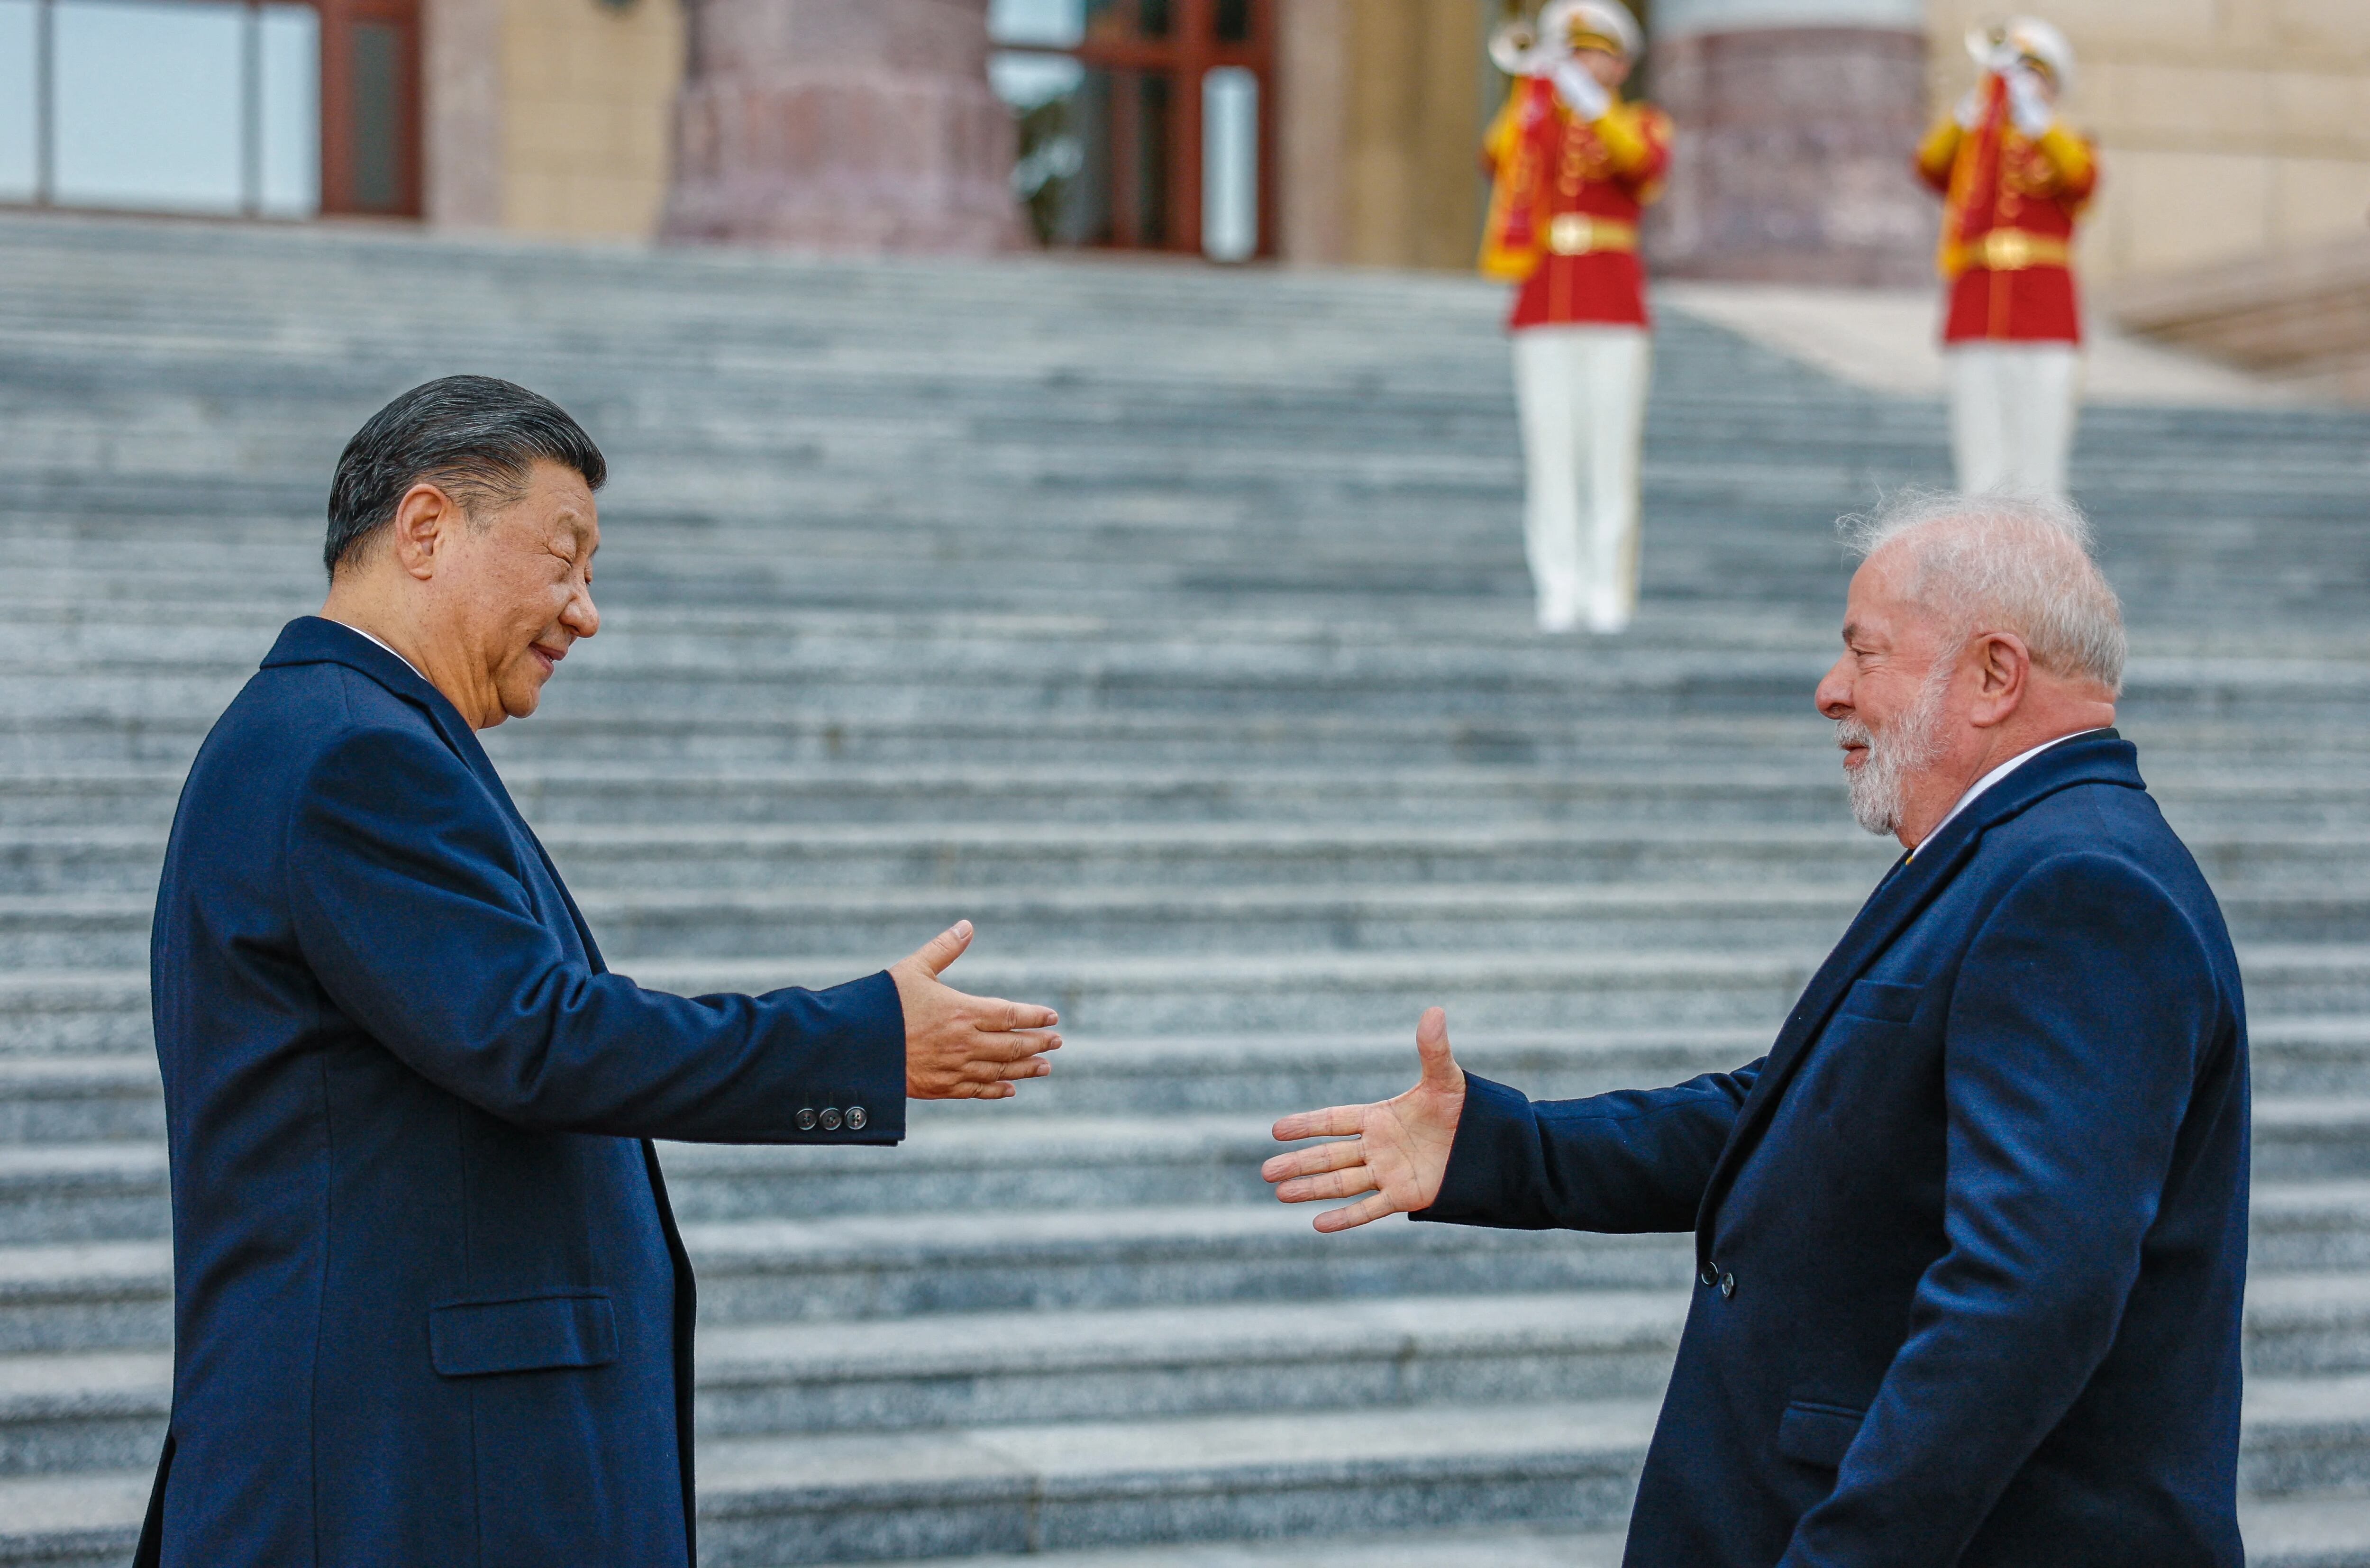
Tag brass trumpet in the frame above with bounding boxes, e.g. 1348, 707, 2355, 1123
1489, 14, 1568, 78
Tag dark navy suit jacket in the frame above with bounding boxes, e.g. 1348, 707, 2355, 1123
140, 617, 905, 1568
1419, 732, 2250, 1567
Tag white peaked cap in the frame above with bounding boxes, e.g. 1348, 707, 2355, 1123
2004, 16, 2076, 91
1541, 0, 1642, 62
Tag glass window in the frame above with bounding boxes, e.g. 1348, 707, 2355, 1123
1201, 65, 1255, 262
258, 4, 319, 217
987, 0, 1083, 48
1213, 0, 1251, 44
349, 19, 401, 211
1129, 71, 1167, 244
0, 1, 35, 201
52, 0, 246, 212
1085, 0, 1166, 41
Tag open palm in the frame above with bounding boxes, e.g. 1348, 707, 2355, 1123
1263, 1006, 1468, 1232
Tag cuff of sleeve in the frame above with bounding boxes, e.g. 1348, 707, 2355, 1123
780, 969, 906, 1145
1409, 1073, 1528, 1226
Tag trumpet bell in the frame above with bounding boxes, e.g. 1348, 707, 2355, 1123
1490, 19, 1545, 77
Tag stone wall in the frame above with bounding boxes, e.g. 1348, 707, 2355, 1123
424, 0, 683, 238
501, 0, 684, 237
1648, 23, 1932, 284
663, 0, 1021, 252
1922, 0, 2370, 286
1278, 0, 1493, 271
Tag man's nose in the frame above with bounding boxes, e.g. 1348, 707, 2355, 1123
1814, 655, 1852, 720
566, 583, 599, 639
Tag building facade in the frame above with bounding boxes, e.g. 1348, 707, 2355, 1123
3, 0, 2364, 292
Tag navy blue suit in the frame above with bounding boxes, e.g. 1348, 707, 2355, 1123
1419, 732, 2250, 1567
141, 617, 905, 1568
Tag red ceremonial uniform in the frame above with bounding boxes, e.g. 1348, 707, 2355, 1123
1915, 74, 2097, 344
1479, 75, 1670, 330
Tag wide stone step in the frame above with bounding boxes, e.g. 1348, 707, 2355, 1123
4, 1015, 2367, 1153
11, 660, 2370, 734
8, 1483, 2369, 1568
13, 949, 2370, 1055
13, 1273, 2368, 1481
25, 882, 2370, 967
4, 762, 2367, 839
17, 705, 2370, 773
1, 1168, 2362, 1349
1, 1102, 2361, 1245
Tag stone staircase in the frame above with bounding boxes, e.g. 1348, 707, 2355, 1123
2, 211, 2369, 1566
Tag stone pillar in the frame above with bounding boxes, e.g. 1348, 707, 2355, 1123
1646, 0, 1932, 286
422, 0, 505, 230
664, 0, 1024, 253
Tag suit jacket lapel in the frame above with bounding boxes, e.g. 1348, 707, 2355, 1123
1692, 730, 2143, 1237
263, 618, 611, 970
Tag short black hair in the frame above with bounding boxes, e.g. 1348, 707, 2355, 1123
324, 375, 607, 576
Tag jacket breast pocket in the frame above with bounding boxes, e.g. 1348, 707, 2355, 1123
1777, 1399, 1867, 1468
1836, 978, 1923, 1025
428, 1291, 617, 1377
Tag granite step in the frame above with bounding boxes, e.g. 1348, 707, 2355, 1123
9, 1274, 2370, 1479
3, 1015, 2368, 1150
13, 950, 2370, 1056
2, 1102, 2365, 1244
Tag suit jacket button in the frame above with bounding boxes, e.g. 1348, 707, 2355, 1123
1720, 1272, 1736, 1299
1699, 1263, 1719, 1288
846, 1106, 867, 1131
820, 1108, 843, 1130
795, 1108, 817, 1132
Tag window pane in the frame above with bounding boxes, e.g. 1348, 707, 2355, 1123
53, 0, 245, 212
1000, 55, 1099, 247
1131, 71, 1167, 245
349, 19, 401, 210
1214, 0, 1251, 44
0, 0, 34, 201
1085, 0, 1167, 41
988, 0, 1083, 48
990, 50, 1084, 113
258, 4, 319, 217
1202, 65, 1256, 261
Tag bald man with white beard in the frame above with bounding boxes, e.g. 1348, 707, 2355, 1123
1267, 492, 2250, 1568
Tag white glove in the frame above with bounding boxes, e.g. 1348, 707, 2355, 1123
1550, 59, 1612, 121
2005, 68, 2053, 137
1954, 87, 1984, 129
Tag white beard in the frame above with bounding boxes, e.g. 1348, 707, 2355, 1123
1836, 664, 1953, 837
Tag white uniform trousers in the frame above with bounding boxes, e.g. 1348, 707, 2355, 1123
1512, 324, 1651, 634
1947, 340, 2081, 498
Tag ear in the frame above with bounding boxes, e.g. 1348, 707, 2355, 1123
388, 482, 461, 582
1968, 631, 2031, 728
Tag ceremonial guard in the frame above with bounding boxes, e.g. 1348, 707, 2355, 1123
1481, 0, 1668, 635
1916, 17, 2097, 499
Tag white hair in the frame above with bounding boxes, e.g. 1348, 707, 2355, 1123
1840, 489, 2126, 697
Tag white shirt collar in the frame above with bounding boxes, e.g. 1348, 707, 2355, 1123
1909, 728, 2107, 859
333, 620, 429, 684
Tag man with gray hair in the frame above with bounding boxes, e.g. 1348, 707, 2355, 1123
1267, 491, 2249, 1566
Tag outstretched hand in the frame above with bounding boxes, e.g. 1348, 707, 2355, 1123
1262, 1006, 1468, 1231
891, 921, 1060, 1100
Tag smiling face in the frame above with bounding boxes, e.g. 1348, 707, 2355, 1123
438, 460, 601, 725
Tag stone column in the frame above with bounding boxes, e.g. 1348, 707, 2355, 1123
1646, 0, 1932, 286
422, 0, 505, 230
664, 0, 1024, 253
